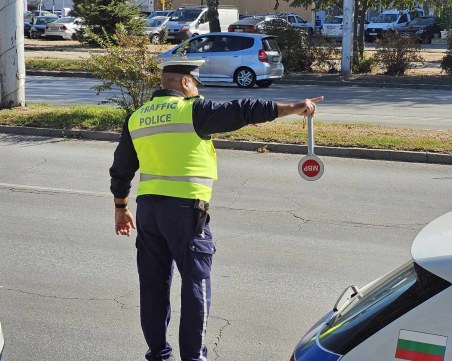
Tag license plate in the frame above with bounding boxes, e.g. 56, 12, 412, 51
369, 32, 377, 35
50, 27, 59, 30
234, 29, 243, 32
272, 56, 281, 62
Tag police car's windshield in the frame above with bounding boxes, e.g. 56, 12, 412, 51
318, 261, 450, 355
373, 14, 398, 23
170, 9, 203, 21
324, 17, 342, 24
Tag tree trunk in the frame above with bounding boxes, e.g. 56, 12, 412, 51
206, 0, 221, 33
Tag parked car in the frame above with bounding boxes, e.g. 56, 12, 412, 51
321, 15, 369, 40
45, 17, 83, 40
365, 9, 422, 42
29, 15, 58, 38
166, 6, 239, 42
0, 321, 4, 361
157, 32, 284, 88
228, 15, 294, 34
147, 10, 175, 18
398, 16, 442, 44
144, 16, 170, 44
272, 12, 314, 35
24, 21, 33, 37
290, 210, 452, 361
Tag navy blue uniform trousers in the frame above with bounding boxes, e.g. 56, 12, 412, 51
136, 195, 215, 361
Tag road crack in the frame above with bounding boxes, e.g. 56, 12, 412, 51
1, 287, 139, 309
210, 315, 231, 361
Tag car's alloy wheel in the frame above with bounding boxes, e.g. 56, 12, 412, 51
235, 68, 256, 88
151, 34, 160, 44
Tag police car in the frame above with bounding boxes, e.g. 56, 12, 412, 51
290, 211, 452, 361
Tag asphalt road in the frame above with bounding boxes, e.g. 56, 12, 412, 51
1, 134, 451, 361
26, 76, 452, 130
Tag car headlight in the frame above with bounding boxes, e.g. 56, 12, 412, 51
415, 29, 426, 34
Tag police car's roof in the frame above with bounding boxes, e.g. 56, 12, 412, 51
411, 211, 452, 283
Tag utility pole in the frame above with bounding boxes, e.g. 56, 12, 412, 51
0, 0, 26, 108
341, 0, 354, 76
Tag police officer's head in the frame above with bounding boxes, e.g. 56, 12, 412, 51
158, 60, 205, 97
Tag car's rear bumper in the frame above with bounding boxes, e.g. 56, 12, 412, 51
256, 62, 284, 80
45, 31, 73, 39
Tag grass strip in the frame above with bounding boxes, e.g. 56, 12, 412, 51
26, 57, 89, 71
0, 105, 451, 154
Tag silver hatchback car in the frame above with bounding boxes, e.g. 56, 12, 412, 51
157, 32, 284, 88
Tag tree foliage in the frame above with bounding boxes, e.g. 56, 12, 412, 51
72, 0, 145, 44
86, 25, 161, 115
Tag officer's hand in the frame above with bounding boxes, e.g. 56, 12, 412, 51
115, 208, 136, 237
276, 96, 324, 118
294, 96, 324, 116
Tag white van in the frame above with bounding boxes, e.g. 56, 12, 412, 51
365, 9, 423, 41
166, 6, 239, 42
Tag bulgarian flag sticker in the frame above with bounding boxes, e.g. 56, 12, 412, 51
395, 330, 448, 361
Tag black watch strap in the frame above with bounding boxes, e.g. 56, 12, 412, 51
115, 203, 128, 209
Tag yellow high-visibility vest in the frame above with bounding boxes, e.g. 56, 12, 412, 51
128, 96, 217, 201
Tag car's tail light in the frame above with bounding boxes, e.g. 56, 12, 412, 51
181, 25, 189, 33
258, 49, 268, 62
61, 25, 67, 30
228, 26, 233, 32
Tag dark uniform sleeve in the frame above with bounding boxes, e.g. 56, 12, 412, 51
192, 98, 279, 136
109, 117, 139, 198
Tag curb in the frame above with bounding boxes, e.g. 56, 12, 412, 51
276, 78, 452, 91
1, 125, 451, 165
26, 70, 452, 91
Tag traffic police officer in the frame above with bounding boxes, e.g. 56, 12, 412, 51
110, 59, 323, 361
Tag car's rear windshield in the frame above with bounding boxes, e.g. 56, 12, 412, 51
170, 8, 203, 21
262, 37, 280, 52
319, 261, 451, 355
35, 17, 57, 25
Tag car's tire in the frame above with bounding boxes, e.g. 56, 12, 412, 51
234, 67, 256, 88
150, 34, 160, 44
256, 80, 273, 88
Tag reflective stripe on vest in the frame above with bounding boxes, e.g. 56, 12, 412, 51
130, 123, 194, 140
140, 173, 214, 188
128, 96, 217, 201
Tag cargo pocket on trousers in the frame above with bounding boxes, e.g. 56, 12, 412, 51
187, 230, 216, 280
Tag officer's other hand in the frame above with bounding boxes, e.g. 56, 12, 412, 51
115, 208, 136, 237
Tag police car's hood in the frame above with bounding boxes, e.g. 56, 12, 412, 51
292, 311, 342, 361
